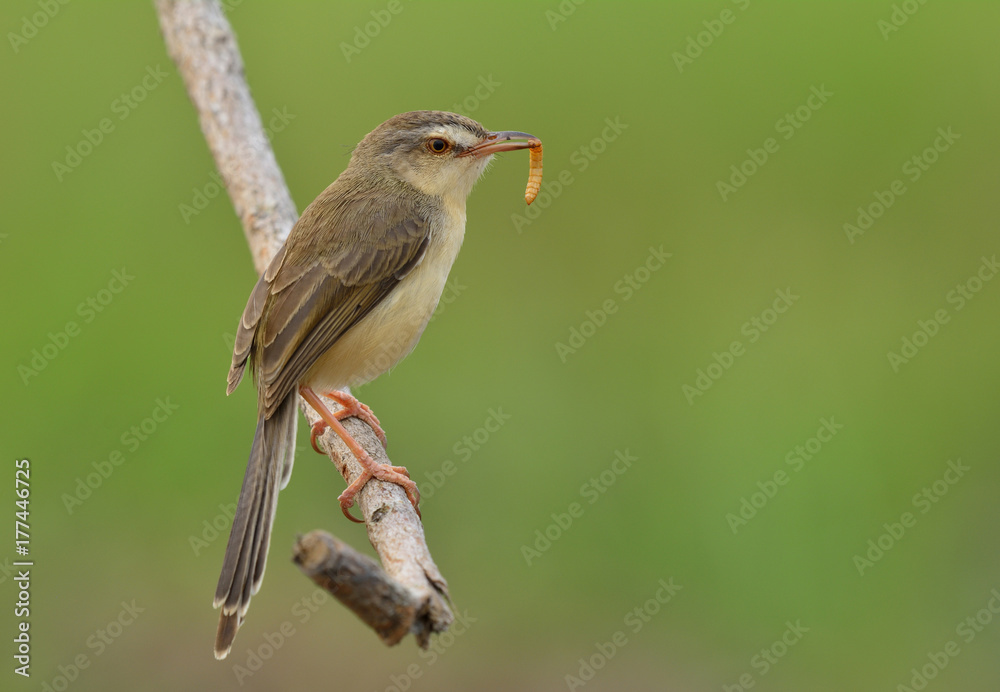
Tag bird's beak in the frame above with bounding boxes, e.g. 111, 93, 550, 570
458, 131, 538, 158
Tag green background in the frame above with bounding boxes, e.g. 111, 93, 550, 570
3, 1, 1000, 690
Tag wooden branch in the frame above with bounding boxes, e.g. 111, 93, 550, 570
156, 0, 452, 647
294, 531, 447, 647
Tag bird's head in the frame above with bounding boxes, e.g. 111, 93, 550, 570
351, 110, 537, 201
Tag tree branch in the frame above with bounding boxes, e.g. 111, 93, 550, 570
156, 0, 452, 647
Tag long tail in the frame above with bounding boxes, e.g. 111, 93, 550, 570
213, 393, 297, 660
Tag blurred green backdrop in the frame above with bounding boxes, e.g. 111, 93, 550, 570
3, 1, 1000, 690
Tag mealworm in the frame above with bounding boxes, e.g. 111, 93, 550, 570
525, 138, 543, 205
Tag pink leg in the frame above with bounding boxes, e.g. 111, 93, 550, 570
300, 386, 420, 523
309, 390, 387, 453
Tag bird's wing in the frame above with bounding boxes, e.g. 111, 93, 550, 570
226, 190, 430, 418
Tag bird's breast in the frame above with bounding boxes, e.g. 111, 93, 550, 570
303, 205, 467, 391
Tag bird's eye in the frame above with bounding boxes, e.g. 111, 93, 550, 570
426, 138, 450, 154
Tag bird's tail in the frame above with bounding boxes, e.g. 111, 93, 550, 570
213, 392, 297, 660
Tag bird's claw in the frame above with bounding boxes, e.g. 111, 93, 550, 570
338, 463, 421, 523
309, 390, 387, 453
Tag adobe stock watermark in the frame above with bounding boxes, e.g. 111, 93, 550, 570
546, 0, 586, 30
18, 268, 135, 385
843, 126, 959, 244
716, 84, 832, 201
420, 407, 511, 500
878, 0, 930, 40
853, 458, 969, 576
563, 578, 682, 691
555, 246, 670, 362
521, 449, 636, 566
231, 588, 332, 685
428, 276, 466, 323
956, 586, 1000, 647
188, 502, 237, 556
726, 417, 844, 534
61, 398, 180, 514
372, 609, 478, 692
451, 75, 501, 117
886, 255, 997, 372
178, 107, 295, 223
13, 565, 30, 677
52, 65, 170, 182
682, 288, 799, 405
39, 600, 144, 692
511, 116, 628, 234
893, 585, 1000, 691
340, 0, 404, 62
723, 620, 810, 691
672, 0, 751, 73
7, 0, 71, 53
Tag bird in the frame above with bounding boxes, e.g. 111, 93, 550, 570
213, 110, 539, 659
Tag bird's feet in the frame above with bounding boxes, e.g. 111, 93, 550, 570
309, 389, 387, 453
299, 386, 419, 523
338, 460, 420, 524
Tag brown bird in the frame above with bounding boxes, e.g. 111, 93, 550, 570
213, 111, 539, 659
